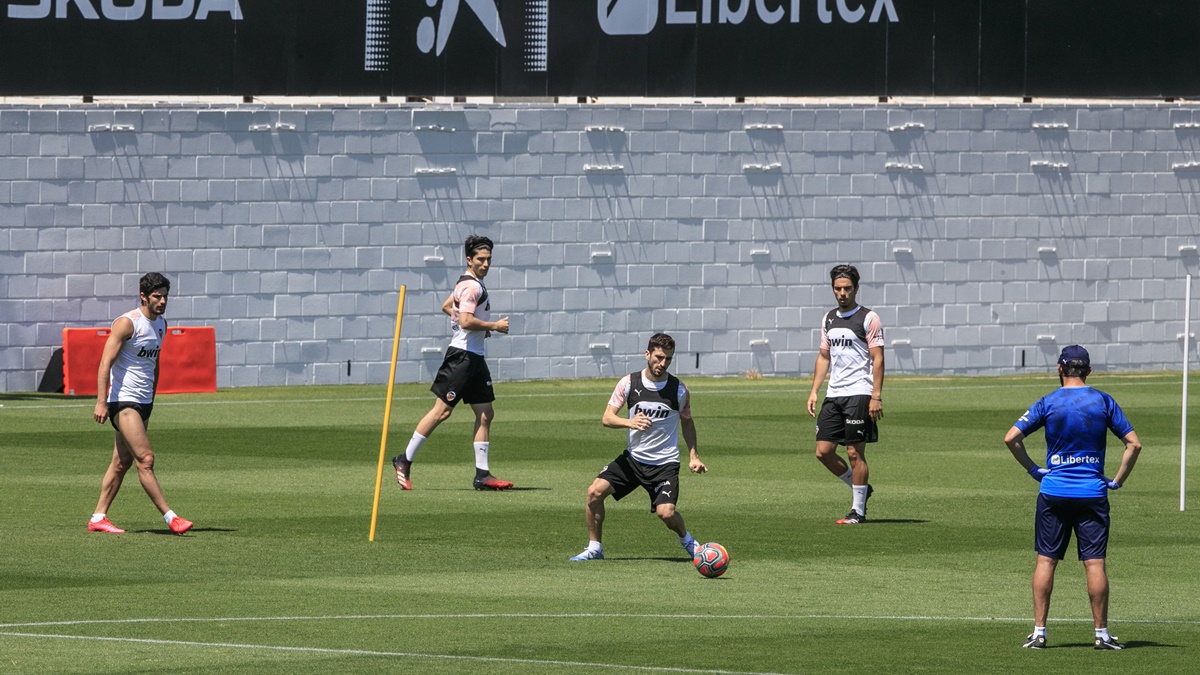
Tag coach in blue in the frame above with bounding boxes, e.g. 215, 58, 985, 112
1003, 345, 1142, 651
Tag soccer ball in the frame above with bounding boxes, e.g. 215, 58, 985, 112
693, 542, 729, 578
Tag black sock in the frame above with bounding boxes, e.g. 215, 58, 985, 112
475, 468, 490, 479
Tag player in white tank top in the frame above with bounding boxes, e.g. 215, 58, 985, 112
88, 273, 192, 535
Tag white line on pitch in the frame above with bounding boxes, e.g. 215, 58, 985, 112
2, 612, 1198, 629
0, 631, 794, 675
0, 378, 1171, 411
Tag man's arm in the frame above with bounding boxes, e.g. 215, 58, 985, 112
681, 416, 706, 474
1005, 426, 1049, 481
1109, 430, 1142, 486
806, 349, 831, 417
869, 345, 884, 420
458, 311, 509, 334
93, 318, 133, 424
441, 293, 454, 317
603, 404, 650, 431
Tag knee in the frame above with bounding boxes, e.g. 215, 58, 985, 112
846, 448, 865, 463
585, 485, 607, 505
134, 452, 156, 472
656, 504, 677, 521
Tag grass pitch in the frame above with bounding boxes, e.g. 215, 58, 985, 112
1, 373, 1198, 673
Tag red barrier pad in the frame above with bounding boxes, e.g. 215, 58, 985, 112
61, 326, 217, 396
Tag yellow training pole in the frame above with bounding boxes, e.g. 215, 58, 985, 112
369, 285, 407, 541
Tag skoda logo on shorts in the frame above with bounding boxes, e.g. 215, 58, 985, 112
446, 391, 456, 401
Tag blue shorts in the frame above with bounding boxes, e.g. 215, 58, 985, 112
1035, 493, 1110, 561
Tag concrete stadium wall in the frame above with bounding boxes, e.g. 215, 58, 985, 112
3, 102, 1200, 392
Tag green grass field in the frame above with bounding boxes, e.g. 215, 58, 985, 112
2, 373, 1198, 674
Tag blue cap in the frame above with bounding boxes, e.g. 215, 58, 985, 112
1058, 344, 1090, 367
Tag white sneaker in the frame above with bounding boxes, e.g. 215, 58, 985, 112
569, 548, 604, 561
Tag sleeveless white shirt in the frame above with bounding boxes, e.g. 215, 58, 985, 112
108, 309, 166, 404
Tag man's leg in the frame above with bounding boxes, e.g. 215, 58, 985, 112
571, 479, 613, 560
846, 443, 869, 486
1084, 558, 1109, 629
414, 398, 454, 438
815, 440, 850, 478
94, 437, 134, 516
470, 402, 512, 489
114, 409, 171, 515
1033, 554, 1058, 628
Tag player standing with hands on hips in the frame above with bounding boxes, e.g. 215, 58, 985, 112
570, 333, 706, 561
807, 264, 884, 524
1005, 345, 1142, 650
393, 235, 514, 491
88, 272, 193, 535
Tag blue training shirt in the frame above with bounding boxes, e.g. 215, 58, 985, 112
1013, 386, 1134, 498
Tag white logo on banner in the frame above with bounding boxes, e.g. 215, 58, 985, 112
7, 0, 243, 20
365, 0, 550, 74
598, 0, 899, 36
418, 0, 507, 56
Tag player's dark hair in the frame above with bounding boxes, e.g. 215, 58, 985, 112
647, 333, 675, 353
464, 235, 494, 260
830, 264, 859, 287
139, 272, 170, 296
1062, 362, 1090, 379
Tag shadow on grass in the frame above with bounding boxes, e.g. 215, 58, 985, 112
606, 557, 694, 563
136, 527, 238, 535
863, 519, 929, 524
1049, 640, 1177, 650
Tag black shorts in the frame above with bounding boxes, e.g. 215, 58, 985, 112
430, 346, 495, 407
1035, 493, 1111, 561
815, 395, 878, 445
108, 401, 153, 432
597, 452, 681, 513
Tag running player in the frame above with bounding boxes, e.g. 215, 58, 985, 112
1006, 345, 1142, 650
88, 272, 193, 535
806, 264, 884, 524
392, 235, 514, 491
570, 333, 707, 561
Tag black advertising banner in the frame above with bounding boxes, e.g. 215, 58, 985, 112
1, 0, 1199, 97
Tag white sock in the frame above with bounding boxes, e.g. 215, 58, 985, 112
1095, 627, 1110, 640
405, 432, 427, 462
91, 513, 106, 523
474, 442, 490, 472
1034, 626, 1047, 638
838, 467, 853, 486
852, 485, 868, 514
587, 540, 602, 553
163, 510, 177, 524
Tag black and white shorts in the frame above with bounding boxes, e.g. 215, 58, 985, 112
815, 395, 878, 446
597, 452, 681, 513
430, 346, 495, 407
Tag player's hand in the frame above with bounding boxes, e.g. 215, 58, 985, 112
1028, 465, 1049, 482
1104, 477, 1122, 490
806, 393, 818, 418
629, 412, 652, 431
93, 401, 108, 424
869, 398, 883, 421
690, 457, 707, 474
492, 316, 510, 334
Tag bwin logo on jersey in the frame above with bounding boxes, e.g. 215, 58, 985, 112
634, 405, 671, 420
136, 347, 161, 359
829, 337, 855, 348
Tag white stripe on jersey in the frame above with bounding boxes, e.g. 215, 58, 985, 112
607, 372, 692, 466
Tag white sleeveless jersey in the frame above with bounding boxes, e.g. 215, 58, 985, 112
108, 309, 166, 404
608, 371, 692, 466
448, 274, 490, 356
